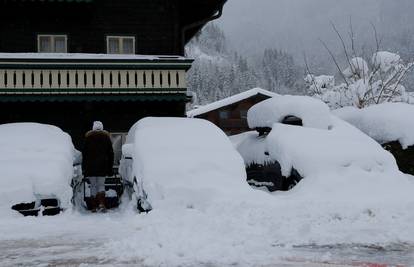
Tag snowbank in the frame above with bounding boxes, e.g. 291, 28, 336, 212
0, 123, 75, 210
125, 117, 252, 209
334, 103, 414, 148
247, 95, 332, 130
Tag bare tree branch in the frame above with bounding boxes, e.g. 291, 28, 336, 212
319, 38, 350, 87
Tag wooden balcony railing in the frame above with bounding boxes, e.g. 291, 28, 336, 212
0, 53, 193, 94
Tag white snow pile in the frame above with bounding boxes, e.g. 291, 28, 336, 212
0, 123, 75, 211
266, 117, 410, 202
334, 102, 414, 148
247, 95, 332, 130
123, 117, 253, 209
372, 51, 402, 73
343, 57, 369, 79
238, 95, 414, 205
230, 131, 269, 166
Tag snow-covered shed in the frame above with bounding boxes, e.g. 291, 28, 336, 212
187, 88, 278, 135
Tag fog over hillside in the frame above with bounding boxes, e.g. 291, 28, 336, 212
217, 0, 414, 60
186, 0, 414, 104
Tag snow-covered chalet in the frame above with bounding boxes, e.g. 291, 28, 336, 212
0, 0, 226, 147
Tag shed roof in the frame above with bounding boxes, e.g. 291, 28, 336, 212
187, 88, 278, 118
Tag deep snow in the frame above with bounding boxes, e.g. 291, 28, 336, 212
1, 118, 414, 266
334, 103, 414, 148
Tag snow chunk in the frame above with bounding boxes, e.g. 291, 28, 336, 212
372, 51, 402, 73
125, 117, 250, 209
335, 103, 414, 148
247, 95, 333, 130
230, 131, 269, 166
305, 74, 335, 93
187, 88, 278, 118
343, 57, 369, 79
0, 123, 75, 209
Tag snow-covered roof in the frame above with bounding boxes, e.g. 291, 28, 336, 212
247, 95, 333, 130
187, 88, 278, 118
334, 103, 414, 148
0, 53, 190, 61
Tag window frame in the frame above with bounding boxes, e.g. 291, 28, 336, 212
219, 110, 230, 120
106, 35, 136, 54
37, 34, 68, 53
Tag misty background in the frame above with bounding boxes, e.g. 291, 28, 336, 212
186, 0, 414, 105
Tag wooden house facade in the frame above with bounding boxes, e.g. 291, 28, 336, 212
0, 0, 226, 147
187, 88, 277, 135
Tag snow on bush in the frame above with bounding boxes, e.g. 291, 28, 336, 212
335, 102, 414, 148
372, 51, 402, 73
306, 51, 413, 109
247, 95, 332, 130
124, 117, 251, 209
343, 57, 369, 79
0, 123, 75, 210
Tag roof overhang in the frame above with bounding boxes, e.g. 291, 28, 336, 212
0, 53, 194, 71
2, 0, 93, 3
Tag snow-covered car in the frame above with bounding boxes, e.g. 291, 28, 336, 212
335, 103, 414, 175
0, 123, 79, 216
231, 95, 401, 193
119, 117, 249, 211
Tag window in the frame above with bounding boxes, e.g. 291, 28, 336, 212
219, 110, 229, 120
106, 36, 135, 54
240, 110, 248, 119
38, 35, 67, 53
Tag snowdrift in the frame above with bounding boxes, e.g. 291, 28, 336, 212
236, 95, 414, 205
0, 123, 75, 211
124, 117, 252, 210
335, 103, 414, 149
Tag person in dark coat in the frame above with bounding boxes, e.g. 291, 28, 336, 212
82, 121, 114, 212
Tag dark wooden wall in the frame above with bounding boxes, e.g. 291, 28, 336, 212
0, 100, 186, 149
0, 0, 179, 55
196, 94, 272, 136
0, 0, 225, 55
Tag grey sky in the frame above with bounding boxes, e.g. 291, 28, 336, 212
217, 0, 414, 58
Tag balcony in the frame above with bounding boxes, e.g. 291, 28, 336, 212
0, 53, 193, 102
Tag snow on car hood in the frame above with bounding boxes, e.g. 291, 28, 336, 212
125, 117, 253, 209
0, 123, 75, 209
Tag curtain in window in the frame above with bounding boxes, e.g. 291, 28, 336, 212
39, 36, 51, 53
122, 38, 134, 54
108, 38, 120, 54
54, 37, 66, 53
